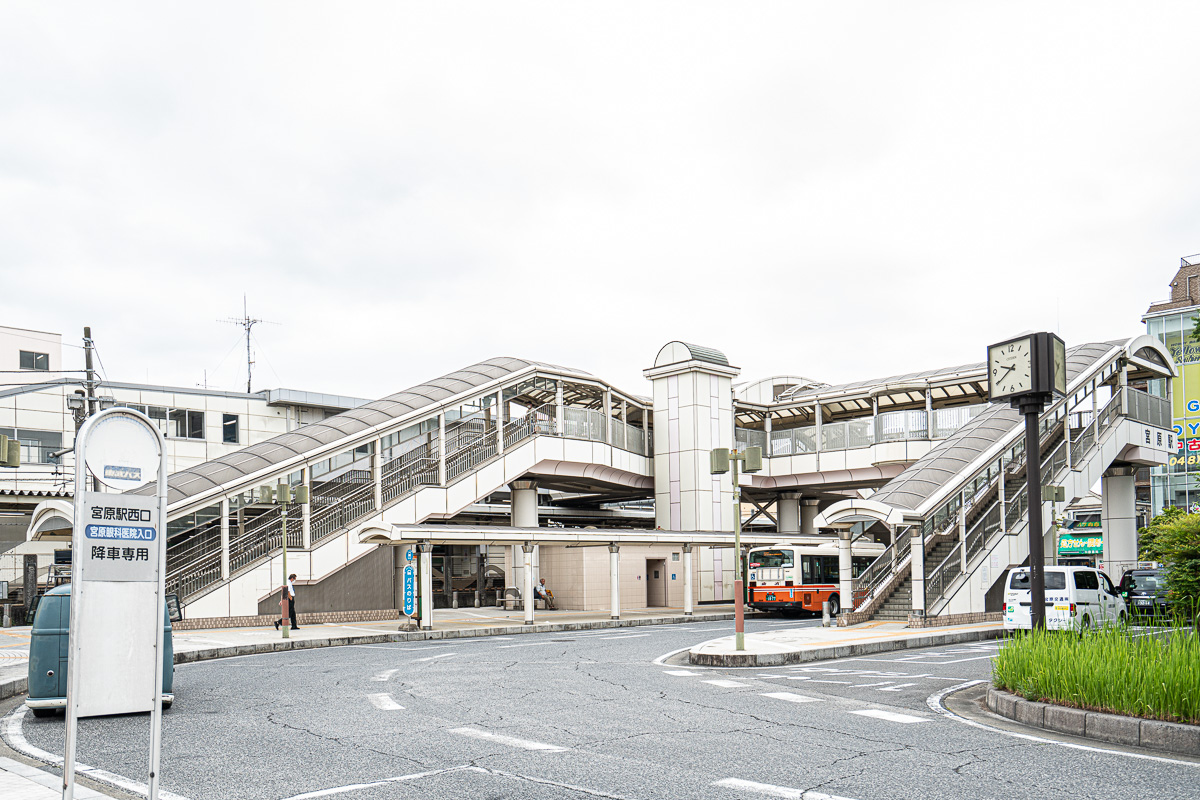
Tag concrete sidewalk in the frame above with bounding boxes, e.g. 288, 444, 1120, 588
0, 756, 119, 800
688, 619, 1005, 666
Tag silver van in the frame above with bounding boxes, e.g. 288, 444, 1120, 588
1003, 566, 1126, 632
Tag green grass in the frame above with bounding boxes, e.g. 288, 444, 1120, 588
992, 622, 1200, 724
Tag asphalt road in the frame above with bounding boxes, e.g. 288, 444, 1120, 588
4, 617, 1199, 800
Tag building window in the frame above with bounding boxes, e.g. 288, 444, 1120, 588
0, 428, 62, 463
136, 406, 204, 439
222, 414, 239, 444
19, 351, 49, 371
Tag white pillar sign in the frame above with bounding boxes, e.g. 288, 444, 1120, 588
63, 408, 168, 800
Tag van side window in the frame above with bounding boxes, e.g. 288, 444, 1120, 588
1074, 571, 1099, 590
1044, 572, 1066, 590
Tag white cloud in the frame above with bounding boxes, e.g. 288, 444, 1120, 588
1, 1, 1197, 400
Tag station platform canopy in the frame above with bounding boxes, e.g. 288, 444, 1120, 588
364, 524, 826, 549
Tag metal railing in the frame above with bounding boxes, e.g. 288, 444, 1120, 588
925, 545, 962, 607
166, 396, 654, 601
746, 403, 988, 459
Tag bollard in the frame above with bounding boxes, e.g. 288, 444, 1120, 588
474, 590, 481, 608
822, 600, 831, 628
452, 591, 459, 609
2, 604, 9, 628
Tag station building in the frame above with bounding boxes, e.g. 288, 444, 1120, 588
5, 326, 1179, 629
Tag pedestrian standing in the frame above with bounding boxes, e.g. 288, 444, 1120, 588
275, 573, 299, 630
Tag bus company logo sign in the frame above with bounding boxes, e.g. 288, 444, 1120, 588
103, 465, 143, 482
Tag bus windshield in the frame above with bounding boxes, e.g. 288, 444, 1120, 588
750, 550, 793, 568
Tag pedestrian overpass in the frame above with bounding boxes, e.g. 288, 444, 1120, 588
21, 336, 1177, 627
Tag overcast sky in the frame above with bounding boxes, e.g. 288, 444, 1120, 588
2, 2, 1197, 401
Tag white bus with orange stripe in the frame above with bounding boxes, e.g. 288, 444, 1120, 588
746, 540, 885, 616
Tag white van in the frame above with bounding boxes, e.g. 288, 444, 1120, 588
1003, 566, 1126, 632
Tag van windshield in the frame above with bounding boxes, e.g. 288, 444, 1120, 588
1009, 571, 1066, 590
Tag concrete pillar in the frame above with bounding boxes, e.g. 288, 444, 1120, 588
958, 490, 968, 571
1101, 466, 1138, 572
643, 342, 740, 533
814, 403, 823, 470
475, 546, 484, 608
608, 545, 620, 620
438, 412, 447, 486
418, 542, 433, 630
605, 388, 613, 445
219, 498, 231, 581
496, 390, 505, 455
522, 544, 535, 625
300, 466, 311, 549
910, 529, 926, 617
763, 414, 773, 457
801, 498, 820, 536
837, 531, 853, 614
777, 492, 801, 535
510, 480, 539, 528
555, 381, 565, 436
682, 544, 693, 616
925, 388, 933, 439
372, 440, 383, 510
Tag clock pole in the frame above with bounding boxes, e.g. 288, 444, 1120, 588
1020, 395, 1048, 630
987, 332, 1065, 632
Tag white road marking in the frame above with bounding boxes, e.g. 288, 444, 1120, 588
664, 670, 701, 676
450, 727, 568, 752
853, 681, 893, 688
878, 683, 918, 692
850, 709, 927, 723
367, 693, 405, 711
761, 692, 821, 704
599, 633, 651, 640
1, 706, 193, 800
371, 669, 399, 682
805, 679, 852, 685
415, 652, 456, 662
928, 680, 1200, 768
704, 679, 751, 688
280, 766, 476, 799
712, 777, 859, 799
498, 641, 563, 649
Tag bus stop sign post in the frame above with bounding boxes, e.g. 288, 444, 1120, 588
63, 408, 168, 800
402, 545, 417, 622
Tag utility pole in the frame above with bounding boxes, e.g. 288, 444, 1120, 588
83, 327, 97, 418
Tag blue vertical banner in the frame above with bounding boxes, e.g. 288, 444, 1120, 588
403, 564, 416, 616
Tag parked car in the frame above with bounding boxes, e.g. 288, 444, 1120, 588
26, 584, 178, 718
1118, 568, 1170, 619
1003, 566, 1126, 632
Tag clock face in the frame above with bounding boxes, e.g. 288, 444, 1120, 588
989, 338, 1034, 398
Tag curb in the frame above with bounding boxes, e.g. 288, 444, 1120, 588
687, 626, 1003, 667
985, 687, 1200, 757
0, 613, 734, 701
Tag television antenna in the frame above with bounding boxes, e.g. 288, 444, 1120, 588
219, 296, 277, 393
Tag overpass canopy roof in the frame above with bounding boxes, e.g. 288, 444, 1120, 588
133, 357, 586, 506
369, 523, 802, 548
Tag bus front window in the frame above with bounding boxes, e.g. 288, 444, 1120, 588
749, 549, 793, 568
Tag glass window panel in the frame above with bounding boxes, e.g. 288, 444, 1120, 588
222, 413, 239, 444
19, 351, 49, 370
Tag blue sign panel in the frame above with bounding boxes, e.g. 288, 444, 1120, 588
402, 564, 417, 616
84, 524, 156, 541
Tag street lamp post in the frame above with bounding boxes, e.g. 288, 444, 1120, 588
260, 481, 310, 639
711, 445, 763, 651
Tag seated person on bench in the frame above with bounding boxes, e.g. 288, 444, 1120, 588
534, 578, 556, 610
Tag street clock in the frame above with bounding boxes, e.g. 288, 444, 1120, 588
987, 332, 1066, 403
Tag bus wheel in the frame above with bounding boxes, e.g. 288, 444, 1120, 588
827, 595, 840, 616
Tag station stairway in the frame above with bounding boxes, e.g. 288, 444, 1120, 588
844, 340, 1173, 624
145, 360, 654, 618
